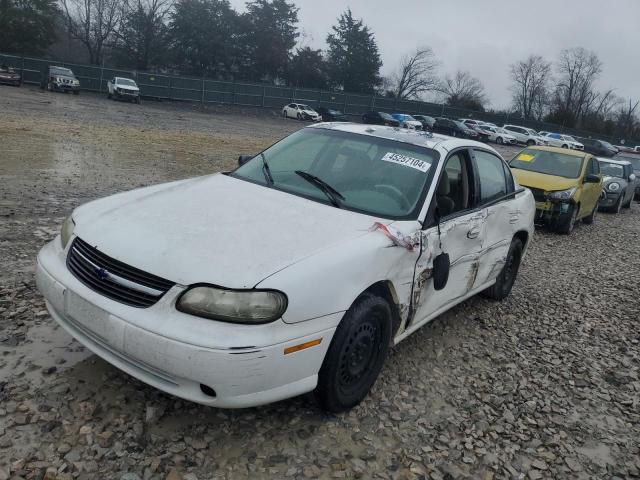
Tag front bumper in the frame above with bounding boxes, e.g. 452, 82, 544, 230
533, 200, 573, 225
53, 82, 80, 91
599, 192, 621, 208
36, 238, 338, 408
115, 89, 139, 98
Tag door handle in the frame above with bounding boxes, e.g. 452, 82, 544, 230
467, 227, 480, 239
509, 215, 519, 224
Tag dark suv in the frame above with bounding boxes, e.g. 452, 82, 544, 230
40, 66, 80, 94
413, 114, 436, 130
362, 111, 400, 127
576, 137, 617, 157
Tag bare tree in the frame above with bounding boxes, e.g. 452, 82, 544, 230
551, 47, 602, 126
112, 0, 172, 70
618, 98, 639, 139
61, 0, 122, 64
510, 54, 551, 120
437, 70, 487, 110
389, 46, 439, 100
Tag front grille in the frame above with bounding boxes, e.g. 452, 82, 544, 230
67, 237, 175, 308
526, 187, 547, 202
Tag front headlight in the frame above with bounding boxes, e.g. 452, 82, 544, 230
546, 187, 577, 201
60, 215, 75, 249
73, 79, 79, 85
607, 182, 621, 192
177, 286, 287, 324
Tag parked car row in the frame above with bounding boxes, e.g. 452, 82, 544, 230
0, 65, 22, 86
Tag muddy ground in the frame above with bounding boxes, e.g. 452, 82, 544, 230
0, 85, 639, 480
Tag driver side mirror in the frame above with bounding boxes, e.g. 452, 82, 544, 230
629, 173, 636, 182
432, 252, 450, 291
584, 174, 600, 183
238, 154, 254, 167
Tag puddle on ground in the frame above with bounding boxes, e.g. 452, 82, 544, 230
0, 320, 92, 385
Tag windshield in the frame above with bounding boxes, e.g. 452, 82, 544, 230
598, 161, 625, 178
231, 128, 439, 219
51, 67, 73, 76
526, 128, 538, 136
380, 112, 394, 120
117, 78, 136, 86
601, 140, 615, 148
454, 121, 468, 129
299, 104, 311, 110
617, 154, 640, 170
509, 148, 584, 178
564, 135, 578, 142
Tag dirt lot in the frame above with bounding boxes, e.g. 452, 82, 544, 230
1, 85, 639, 480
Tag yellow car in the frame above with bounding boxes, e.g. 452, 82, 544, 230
509, 146, 602, 234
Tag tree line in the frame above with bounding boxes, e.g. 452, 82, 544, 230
1, 0, 638, 141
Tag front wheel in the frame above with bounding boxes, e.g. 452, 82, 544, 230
315, 294, 392, 413
526, 139, 535, 146
623, 192, 632, 208
481, 237, 523, 300
496, 137, 504, 145
582, 202, 597, 224
557, 205, 578, 234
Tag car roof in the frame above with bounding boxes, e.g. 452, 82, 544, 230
115, 76, 135, 81
308, 122, 495, 153
527, 145, 589, 158
598, 157, 631, 165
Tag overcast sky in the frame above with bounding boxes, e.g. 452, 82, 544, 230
229, 0, 640, 109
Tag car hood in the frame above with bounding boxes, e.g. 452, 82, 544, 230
602, 176, 626, 186
72, 174, 383, 288
302, 110, 319, 116
55, 75, 76, 81
511, 169, 578, 192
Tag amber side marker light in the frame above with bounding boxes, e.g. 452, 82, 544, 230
284, 338, 322, 355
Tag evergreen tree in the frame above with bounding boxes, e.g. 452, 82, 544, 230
0, 0, 59, 55
326, 9, 382, 93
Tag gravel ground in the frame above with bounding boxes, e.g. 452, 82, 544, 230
1, 85, 639, 480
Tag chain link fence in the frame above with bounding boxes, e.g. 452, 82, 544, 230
2, 52, 635, 146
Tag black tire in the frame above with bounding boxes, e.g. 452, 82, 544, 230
557, 205, 578, 234
583, 202, 597, 224
136, 97, 141, 104
496, 136, 504, 145
73, 90, 79, 95
561, 144, 568, 149
623, 192, 632, 209
481, 238, 523, 300
107, 92, 112, 99
297, 112, 301, 120
612, 195, 623, 214
315, 294, 392, 413
526, 139, 535, 146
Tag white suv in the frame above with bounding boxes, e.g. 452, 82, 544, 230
502, 125, 548, 146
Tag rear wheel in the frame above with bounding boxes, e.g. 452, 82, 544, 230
526, 139, 535, 146
481, 238, 523, 300
315, 294, 391, 413
623, 192, 632, 208
562, 144, 568, 148
496, 137, 504, 145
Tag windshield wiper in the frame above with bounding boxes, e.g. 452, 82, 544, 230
294, 170, 344, 208
260, 152, 274, 186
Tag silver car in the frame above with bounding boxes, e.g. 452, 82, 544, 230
597, 158, 636, 213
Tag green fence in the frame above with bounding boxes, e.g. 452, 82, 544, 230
1, 52, 635, 145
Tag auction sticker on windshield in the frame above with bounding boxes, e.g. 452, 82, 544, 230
381, 152, 431, 172
516, 153, 535, 162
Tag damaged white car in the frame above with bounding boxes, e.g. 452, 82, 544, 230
36, 124, 535, 412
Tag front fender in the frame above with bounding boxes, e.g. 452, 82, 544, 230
256, 230, 419, 324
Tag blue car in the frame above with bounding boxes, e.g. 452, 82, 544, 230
391, 114, 423, 130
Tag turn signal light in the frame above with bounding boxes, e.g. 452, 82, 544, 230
284, 338, 322, 355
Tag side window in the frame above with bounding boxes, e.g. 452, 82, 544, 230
436, 152, 471, 217
473, 150, 508, 204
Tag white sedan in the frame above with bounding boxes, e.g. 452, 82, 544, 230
36, 124, 535, 412
542, 133, 584, 150
484, 126, 518, 145
282, 103, 321, 121
107, 77, 140, 103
